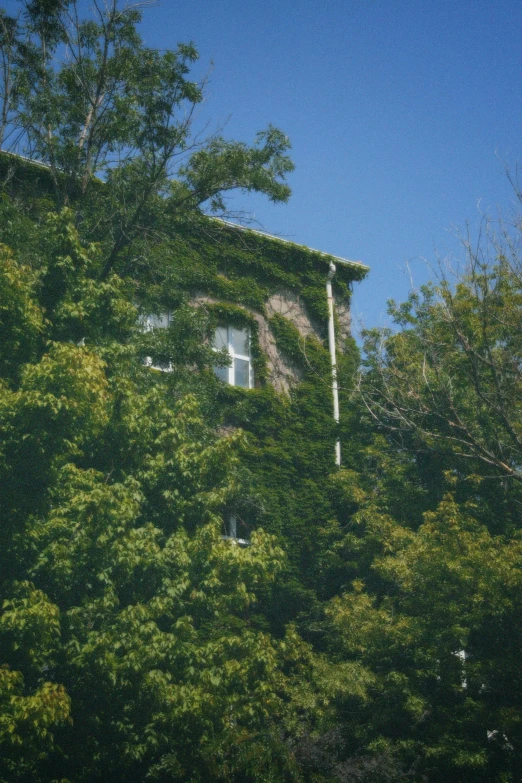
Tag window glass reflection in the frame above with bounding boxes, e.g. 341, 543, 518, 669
213, 326, 228, 351
213, 364, 229, 383
234, 357, 250, 388
149, 313, 169, 329
212, 326, 253, 388
230, 327, 249, 356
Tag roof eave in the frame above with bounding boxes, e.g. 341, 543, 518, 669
217, 218, 369, 273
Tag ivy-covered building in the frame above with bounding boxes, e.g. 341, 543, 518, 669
142, 218, 369, 549
145, 218, 368, 393
0, 150, 369, 599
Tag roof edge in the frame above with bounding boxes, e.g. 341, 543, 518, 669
0, 151, 370, 273
217, 218, 369, 273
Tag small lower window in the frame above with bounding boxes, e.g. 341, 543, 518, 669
213, 326, 254, 388
222, 515, 250, 546
143, 311, 172, 371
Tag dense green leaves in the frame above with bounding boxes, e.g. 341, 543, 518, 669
0, 243, 42, 380
0, 211, 357, 782
0, 0, 295, 280
2, 188, 520, 781
327, 215, 522, 782
1, 2, 521, 779
361, 252, 522, 492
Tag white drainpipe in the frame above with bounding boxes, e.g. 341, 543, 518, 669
326, 262, 341, 466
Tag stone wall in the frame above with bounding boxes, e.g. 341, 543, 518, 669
193, 285, 350, 395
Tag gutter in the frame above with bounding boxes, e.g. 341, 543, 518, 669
0, 150, 50, 170
327, 262, 341, 467
0, 155, 370, 274
217, 218, 369, 274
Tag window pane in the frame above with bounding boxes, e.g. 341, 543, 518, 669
213, 326, 228, 350
213, 364, 229, 383
149, 313, 169, 329
234, 357, 250, 388
230, 327, 249, 357
227, 516, 237, 538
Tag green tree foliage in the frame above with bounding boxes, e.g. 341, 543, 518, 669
0, 212, 364, 782
0, 0, 294, 276
314, 211, 522, 782
325, 482, 522, 782
2, 3, 520, 780
0, 163, 369, 783
361, 217, 522, 525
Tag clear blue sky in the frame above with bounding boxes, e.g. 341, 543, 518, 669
5, 0, 521, 331
138, 0, 521, 332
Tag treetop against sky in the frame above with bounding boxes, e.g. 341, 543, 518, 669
1, 0, 520, 329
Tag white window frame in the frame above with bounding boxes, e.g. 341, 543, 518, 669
213, 325, 254, 389
221, 515, 250, 546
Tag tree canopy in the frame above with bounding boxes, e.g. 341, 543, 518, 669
0, 2, 521, 781
0, 0, 294, 277
0, 210, 361, 783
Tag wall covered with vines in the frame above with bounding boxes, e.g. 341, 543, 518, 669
0, 149, 369, 629
141, 217, 369, 629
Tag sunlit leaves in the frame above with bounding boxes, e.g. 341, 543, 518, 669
0, 243, 43, 381
0, 218, 336, 780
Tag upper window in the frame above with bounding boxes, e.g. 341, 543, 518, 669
213, 326, 254, 389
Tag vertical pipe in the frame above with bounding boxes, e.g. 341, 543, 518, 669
326, 262, 341, 466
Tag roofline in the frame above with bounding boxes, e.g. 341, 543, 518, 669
218, 219, 369, 272
0, 151, 369, 272
0, 149, 51, 170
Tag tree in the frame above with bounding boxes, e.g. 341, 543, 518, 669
1, 210, 363, 782
324, 480, 522, 783
0, 10, 376, 775
360, 212, 522, 497
314, 198, 522, 782
0, 0, 294, 278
